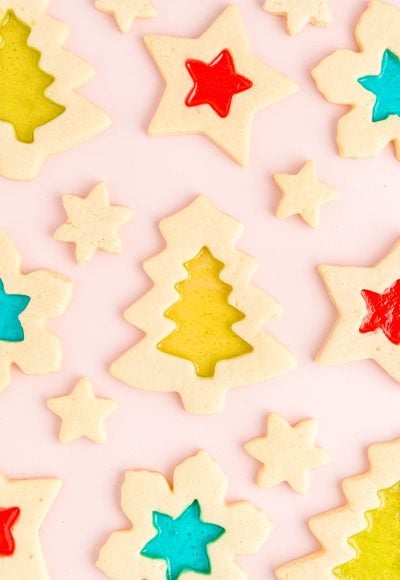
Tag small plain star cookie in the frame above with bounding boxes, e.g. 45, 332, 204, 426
97, 451, 272, 579
276, 437, 400, 579
317, 239, 400, 384
274, 160, 338, 228
47, 377, 118, 444
54, 183, 133, 265
0, 472, 62, 579
145, 5, 298, 165
110, 195, 296, 415
244, 413, 330, 494
263, 0, 331, 36
313, 0, 400, 160
0, 1, 110, 180
95, 0, 158, 34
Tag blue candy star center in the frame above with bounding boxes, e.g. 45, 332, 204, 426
140, 499, 225, 580
0, 279, 30, 342
358, 49, 400, 122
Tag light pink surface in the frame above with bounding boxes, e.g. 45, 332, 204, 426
1, 0, 400, 578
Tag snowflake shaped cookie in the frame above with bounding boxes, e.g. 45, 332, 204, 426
276, 437, 400, 579
244, 413, 330, 494
317, 239, 400, 384
97, 451, 271, 579
110, 195, 296, 415
0, 230, 72, 392
263, 0, 331, 36
313, 0, 400, 160
145, 5, 298, 165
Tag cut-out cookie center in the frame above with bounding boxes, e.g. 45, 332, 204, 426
157, 246, 253, 377
333, 481, 400, 578
0, 10, 65, 143
141, 499, 225, 580
0, 507, 20, 557
185, 49, 253, 118
359, 279, 400, 344
0, 279, 30, 342
358, 49, 400, 123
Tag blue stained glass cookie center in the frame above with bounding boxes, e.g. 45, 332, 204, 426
0, 279, 30, 342
140, 499, 225, 580
358, 49, 400, 122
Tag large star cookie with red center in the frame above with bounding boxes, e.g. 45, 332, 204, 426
145, 6, 298, 165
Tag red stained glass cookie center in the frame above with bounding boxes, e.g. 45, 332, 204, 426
0, 506, 20, 556
359, 279, 400, 344
184, 49, 253, 118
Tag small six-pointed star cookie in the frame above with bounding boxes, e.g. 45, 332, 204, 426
244, 413, 330, 494
0, 472, 61, 578
263, 0, 331, 36
0, 230, 72, 391
274, 160, 338, 228
95, 0, 158, 33
54, 183, 133, 265
144, 5, 298, 165
97, 451, 271, 579
312, 0, 400, 160
317, 239, 400, 384
47, 377, 118, 444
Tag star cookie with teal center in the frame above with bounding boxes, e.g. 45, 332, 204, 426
358, 49, 400, 122
141, 499, 225, 580
0, 279, 30, 342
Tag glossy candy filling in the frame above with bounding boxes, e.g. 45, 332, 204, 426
358, 49, 400, 122
0, 279, 30, 342
359, 279, 400, 344
157, 246, 253, 377
0, 507, 20, 557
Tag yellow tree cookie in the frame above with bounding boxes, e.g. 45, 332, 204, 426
0, 1, 110, 180
313, 0, 400, 160
110, 195, 296, 414
276, 437, 400, 579
97, 451, 272, 579
0, 230, 72, 391
0, 472, 61, 579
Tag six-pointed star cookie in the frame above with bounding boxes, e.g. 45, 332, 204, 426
263, 0, 331, 36
317, 240, 400, 384
54, 183, 133, 265
0, 472, 61, 578
95, 0, 158, 33
47, 377, 118, 444
244, 413, 330, 494
274, 160, 338, 228
144, 5, 298, 165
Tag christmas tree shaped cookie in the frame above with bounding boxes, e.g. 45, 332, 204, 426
110, 195, 296, 414
313, 0, 400, 160
0, 471, 61, 578
0, 1, 110, 180
0, 230, 72, 391
317, 239, 400, 384
144, 5, 298, 165
97, 451, 271, 579
276, 437, 400, 579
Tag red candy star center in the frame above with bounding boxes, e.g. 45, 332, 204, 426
359, 279, 400, 344
185, 49, 253, 118
0, 507, 20, 556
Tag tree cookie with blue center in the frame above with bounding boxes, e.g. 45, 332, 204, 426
97, 451, 271, 579
313, 0, 400, 160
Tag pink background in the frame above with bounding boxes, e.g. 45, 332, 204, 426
1, 0, 400, 577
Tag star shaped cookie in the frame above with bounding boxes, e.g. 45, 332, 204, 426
317, 240, 400, 384
0, 472, 61, 578
144, 5, 298, 165
54, 183, 133, 265
263, 0, 331, 36
274, 160, 338, 228
95, 0, 158, 33
47, 377, 118, 444
244, 413, 330, 494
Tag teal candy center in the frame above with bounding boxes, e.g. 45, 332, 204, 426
0, 279, 30, 342
140, 499, 225, 580
358, 49, 400, 122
